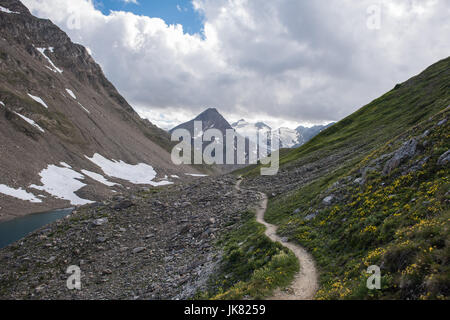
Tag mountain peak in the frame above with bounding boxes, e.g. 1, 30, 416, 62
171, 107, 233, 133
194, 107, 222, 121
200, 107, 219, 115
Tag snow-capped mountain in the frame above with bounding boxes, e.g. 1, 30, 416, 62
273, 127, 302, 148
231, 119, 335, 151
170, 109, 253, 172
231, 119, 270, 142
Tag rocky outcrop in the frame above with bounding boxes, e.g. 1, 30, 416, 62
437, 150, 450, 166
383, 139, 419, 175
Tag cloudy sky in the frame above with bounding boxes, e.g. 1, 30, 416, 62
22, 0, 450, 130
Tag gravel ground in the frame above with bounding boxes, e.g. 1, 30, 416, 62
0, 175, 262, 300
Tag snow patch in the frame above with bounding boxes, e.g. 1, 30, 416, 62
185, 173, 209, 177
81, 170, 117, 187
153, 180, 173, 186
170, 175, 180, 179
85, 153, 173, 186
29, 165, 94, 206
60, 162, 71, 168
14, 112, 45, 133
0, 6, 19, 14
0, 184, 42, 203
65, 88, 76, 99
36, 47, 63, 73
78, 102, 90, 114
27, 93, 49, 109
0, 101, 4, 107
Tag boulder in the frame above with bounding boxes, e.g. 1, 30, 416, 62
437, 150, 450, 166
383, 139, 418, 175
93, 218, 108, 226
113, 199, 135, 210
305, 211, 319, 221
421, 129, 430, 138
323, 195, 334, 205
132, 247, 146, 254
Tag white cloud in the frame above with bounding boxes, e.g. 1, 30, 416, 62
22, 0, 450, 128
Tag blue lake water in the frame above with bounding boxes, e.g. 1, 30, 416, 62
0, 207, 74, 249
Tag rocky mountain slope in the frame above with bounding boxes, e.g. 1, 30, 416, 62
240, 56, 450, 299
0, 0, 201, 221
231, 119, 333, 149
0, 175, 266, 299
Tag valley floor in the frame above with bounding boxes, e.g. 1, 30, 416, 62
0, 173, 313, 300
0, 175, 263, 299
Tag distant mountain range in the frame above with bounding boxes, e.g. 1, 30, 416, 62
231, 119, 334, 149
171, 108, 334, 158
170, 108, 252, 172
169, 108, 334, 173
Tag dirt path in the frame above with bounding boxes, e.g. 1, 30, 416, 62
236, 178, 318, 300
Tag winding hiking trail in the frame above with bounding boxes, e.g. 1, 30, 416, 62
236, 178, 319, 300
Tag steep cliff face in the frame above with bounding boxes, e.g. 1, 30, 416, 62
0, 0, 199, 220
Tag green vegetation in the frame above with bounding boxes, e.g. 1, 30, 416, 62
196, 210, 299, 300
266, 114, 449, 299
0, 50, 8, 61
242, 57, 450, 177
237, 57, 450, 299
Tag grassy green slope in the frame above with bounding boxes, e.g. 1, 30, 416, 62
195, 211, 299, 300
266, 110, 449, 299
241, 57, 450, 299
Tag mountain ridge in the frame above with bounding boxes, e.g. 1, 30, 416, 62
0, 0, 200, 221
230, 118, 334, 149
172, 109, 335, 152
